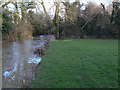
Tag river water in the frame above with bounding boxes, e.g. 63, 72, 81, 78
2, 35, 55, 88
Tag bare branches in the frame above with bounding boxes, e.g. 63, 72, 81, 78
2, 2, 11, 8
80, 18, 94, 30
41, 0, 55, 27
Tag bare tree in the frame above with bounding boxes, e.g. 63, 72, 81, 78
40, 0, 61, 38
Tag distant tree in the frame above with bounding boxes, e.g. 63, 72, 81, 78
40, 0, 61, 38
27, 10, 51, 36
1, 1, 35, 23
2, 9, 14, 37
20, 1, 35, 21
111, 0, 120, 23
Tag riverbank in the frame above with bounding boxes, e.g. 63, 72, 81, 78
2, 35, 55, 88
31, 39, 118, 88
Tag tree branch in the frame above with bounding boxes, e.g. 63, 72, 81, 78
41, 0, 55, 27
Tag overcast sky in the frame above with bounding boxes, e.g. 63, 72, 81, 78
2, 0, 119, 18
80, 0, 113, 5
38, 0, 114, 16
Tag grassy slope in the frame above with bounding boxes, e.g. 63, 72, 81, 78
32, 39, 118, 88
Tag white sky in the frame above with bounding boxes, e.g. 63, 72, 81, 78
34, 0, 114, 16
1, 0, 119, 18
80, 0, 113, 5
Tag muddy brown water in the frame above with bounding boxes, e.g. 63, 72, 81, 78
2, 35, 55, 88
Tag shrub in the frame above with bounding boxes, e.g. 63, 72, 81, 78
2, 9, 14, 38
5, 21, 34, 41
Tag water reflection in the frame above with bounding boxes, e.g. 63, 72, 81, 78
3, 71, 12, 79
28, 57, 42, 64
2, 35, 55, 88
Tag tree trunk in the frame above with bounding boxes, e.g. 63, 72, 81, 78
41, 0, 61, 39
14, 2, 19, 24
41, 0, 55, 27
21, 1, 25, 20
54, 0, 61, 39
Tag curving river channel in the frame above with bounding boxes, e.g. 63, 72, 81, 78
2, 35, 55, 88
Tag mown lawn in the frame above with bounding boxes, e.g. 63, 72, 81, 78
31, 39, 118, 88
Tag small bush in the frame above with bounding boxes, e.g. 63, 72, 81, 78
2, 9, 14, 38
5, 21, 34, 41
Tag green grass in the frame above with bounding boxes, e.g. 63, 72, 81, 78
31, 39, 118, 88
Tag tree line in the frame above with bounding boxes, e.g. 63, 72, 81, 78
0, 0, 120, 41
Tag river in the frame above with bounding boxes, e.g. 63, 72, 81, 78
2, 35, 55, 88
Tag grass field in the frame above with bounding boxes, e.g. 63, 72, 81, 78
31, 39, 118, 88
